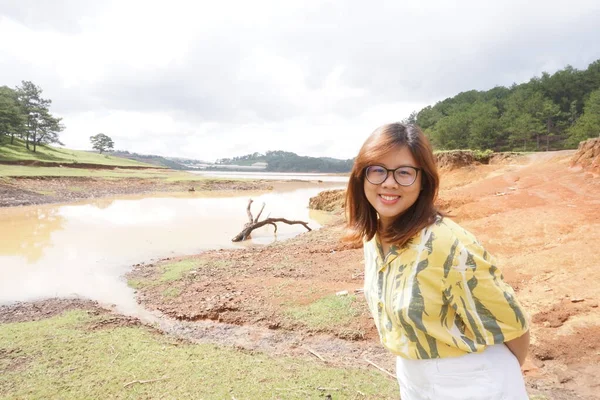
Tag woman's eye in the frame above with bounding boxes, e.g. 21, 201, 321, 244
397, 168, 415, 176
371, 167, 385, 174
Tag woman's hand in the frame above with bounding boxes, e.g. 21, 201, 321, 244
505, 330, 530, 366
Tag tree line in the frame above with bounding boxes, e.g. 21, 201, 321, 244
217, 150, 354, 173
0, 81, 64, 152
110, 150, 187, 170
409, 60, 600, 151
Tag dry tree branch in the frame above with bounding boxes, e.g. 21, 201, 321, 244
232, 199, 311, 242
246, 199, 254, 223
254, 202, 266, 223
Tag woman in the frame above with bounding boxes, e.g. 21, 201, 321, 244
345, 123, 530, 399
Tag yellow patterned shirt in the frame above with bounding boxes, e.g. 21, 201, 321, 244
363, 216, 529, 359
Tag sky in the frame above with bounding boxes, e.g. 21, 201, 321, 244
1, 0, 599, 162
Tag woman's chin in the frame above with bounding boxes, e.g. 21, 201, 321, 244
378, 211, 403, 227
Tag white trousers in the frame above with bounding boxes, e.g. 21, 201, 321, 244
395, 344, 528, 400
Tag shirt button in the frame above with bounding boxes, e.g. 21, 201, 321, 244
377, 301, 384, 310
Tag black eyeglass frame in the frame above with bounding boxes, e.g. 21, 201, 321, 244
364, 165, 421, 186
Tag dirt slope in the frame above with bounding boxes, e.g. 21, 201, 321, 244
571, 137, 600, 175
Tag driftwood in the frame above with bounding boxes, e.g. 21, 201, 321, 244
364, 357, 396, 379
304, 346, 327, 362
231, 199, 311, 242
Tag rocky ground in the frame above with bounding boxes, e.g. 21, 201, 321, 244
0, 176, 272, 207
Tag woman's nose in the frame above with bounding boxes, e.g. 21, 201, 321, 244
381, 171, 398, 187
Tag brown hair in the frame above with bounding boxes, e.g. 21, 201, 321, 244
344, 123, 440, 247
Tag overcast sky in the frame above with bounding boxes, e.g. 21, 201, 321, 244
1, 0, 599, 161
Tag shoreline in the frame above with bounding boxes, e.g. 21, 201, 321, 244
0, 174, 346, 208
0, 176, 273, 208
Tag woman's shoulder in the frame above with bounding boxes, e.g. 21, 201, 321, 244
427, 216, 482, 249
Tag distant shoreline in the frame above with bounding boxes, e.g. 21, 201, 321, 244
0, 176, 272, 208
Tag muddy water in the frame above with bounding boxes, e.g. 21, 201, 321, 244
191, 170, 349, 182
0, 184, 343, 320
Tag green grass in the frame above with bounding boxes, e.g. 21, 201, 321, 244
0, 139, 154, 167
162, 287, 182, 298
160, 260, 201, 282
127, 278, 153, 290
0, 164, 210, 180
159, 260, 233, 283
0, 310, 399, 399
285, 295, 362, 330
128, 259, 234, 292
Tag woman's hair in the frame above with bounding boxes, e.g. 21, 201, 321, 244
344, 123, 440, 247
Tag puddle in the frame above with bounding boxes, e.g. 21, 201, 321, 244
0, 184, 343, 319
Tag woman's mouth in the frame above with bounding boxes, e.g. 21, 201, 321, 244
379, 194, 400, 204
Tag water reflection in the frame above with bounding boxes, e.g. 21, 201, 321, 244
0, 185, 343, 317
0, 207, 65, 263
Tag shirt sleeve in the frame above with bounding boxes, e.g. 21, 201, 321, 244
446, 240, 529, 346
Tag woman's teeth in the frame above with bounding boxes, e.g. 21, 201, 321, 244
380, 195, 399, 201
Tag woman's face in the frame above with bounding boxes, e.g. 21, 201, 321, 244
363, 145, 422, 230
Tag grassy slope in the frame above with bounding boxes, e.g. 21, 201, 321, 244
0, 139, 155, 167
0, 310, 399, 399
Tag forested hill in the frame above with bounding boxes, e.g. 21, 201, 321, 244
216, 150, 354, 173
109, 150, 189, 170
412, 60, 600, 152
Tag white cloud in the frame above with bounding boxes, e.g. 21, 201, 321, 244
1, 0, 599, 161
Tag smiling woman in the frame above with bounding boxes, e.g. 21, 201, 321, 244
344, 123, 530, 400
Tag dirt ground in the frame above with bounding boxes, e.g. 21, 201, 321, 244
2, 148, 600, 399
0, 176, 272, 207
125, 150, 600, 400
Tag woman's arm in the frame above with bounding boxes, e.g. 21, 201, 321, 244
505, 330, 530, 366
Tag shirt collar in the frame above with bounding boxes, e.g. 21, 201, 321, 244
373, 233, 399, 268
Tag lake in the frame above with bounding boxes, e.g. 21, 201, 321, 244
190, 170, 349, 182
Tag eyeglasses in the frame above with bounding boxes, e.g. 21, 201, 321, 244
364, 165, 421, 186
